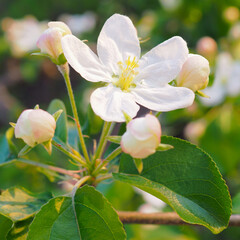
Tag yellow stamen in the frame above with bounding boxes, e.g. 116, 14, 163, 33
113, 56, 139, 91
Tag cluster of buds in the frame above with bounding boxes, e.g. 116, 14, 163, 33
13, 18, 211, 161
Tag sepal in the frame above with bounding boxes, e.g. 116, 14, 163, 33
18, 144, 33, 157
156, 143, 174, 151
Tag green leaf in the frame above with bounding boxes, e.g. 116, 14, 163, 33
113, 136, 231, 234
0, 135, 11, 164
28, 185, 126, 240
7, 217, 33, 240
48, 99, 68, 143
0, 187, 52, 221
232, 192, 240, 214
0, 214, 13, 240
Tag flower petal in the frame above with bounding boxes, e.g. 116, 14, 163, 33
97, 14, 140, 74
136, 36, 188, 87
62, 35, 111, 82
90, 85, 140, 122
132, 85, 195, 111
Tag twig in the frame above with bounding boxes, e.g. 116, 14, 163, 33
18, 158, 80, 179
118, 212, 240, 226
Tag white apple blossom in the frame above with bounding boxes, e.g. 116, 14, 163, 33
201, 52, 240, 106
177, 54, 210, 92
121, 114, 161, 159
15, 109, 56, 147
61, 14, 194, 122
2, 16, 47, 57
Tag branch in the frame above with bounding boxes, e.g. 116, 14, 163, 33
118, 212, 240, 226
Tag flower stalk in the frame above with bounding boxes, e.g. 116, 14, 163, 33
52, 139, 87, 167
59, 65, 90, 165
18, 158, 81, 179
93, 121, 113, 164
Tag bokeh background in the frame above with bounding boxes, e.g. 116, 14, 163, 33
1, 0, 240, 239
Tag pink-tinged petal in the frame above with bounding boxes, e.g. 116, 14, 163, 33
121, 131, 157, 159
48, 21, 72, 35
97, 14, 140, 74
136, 36, 188, 87
177, 54, 210, 92
127, 114, 161, 141
29, 109, 56, 143
62, 35, 111, 82
15, 108, 56, 147
132, 85, 195, 112
37, 28, 63, 59
145, 114, 161, 140
15, 110, 32, 138
90, 85, 140, 122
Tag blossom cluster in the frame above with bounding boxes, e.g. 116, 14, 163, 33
13, 13, 210, 159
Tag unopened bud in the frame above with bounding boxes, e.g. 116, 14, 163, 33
15, 109, 56, 147
37, 21, 71, 64
177, 54, 210, 92
121, 114, 161, 159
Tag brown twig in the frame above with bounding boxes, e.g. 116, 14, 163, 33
118, 212, 240, 226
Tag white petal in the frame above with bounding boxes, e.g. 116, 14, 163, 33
48, 21, 72, 35
136, 36, 188, 87
227, 61, 240, 96
132, 85, 195, 111
62, 35, 111, 82
97, 14, 140, 74
90, 85, 140, 122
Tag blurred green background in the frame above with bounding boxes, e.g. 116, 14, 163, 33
1, 0, 240, 239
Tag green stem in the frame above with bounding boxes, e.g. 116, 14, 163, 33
72, 175, 91, 196
92, 146, 122, 176
18, 158, 80, 179
155, 112, 162, 117
52, 140, 87, 167
60, 65, 90, 165
95, 174, 112, 185
94, 122, 113, 163
105, 146, 122, 162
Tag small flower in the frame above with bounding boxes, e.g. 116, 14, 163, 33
15, 109, 56, 147
121, 114, 161, 159
37, 21, 71, 64
196, 36, 217, 61
201, 52, 240, 106
2, 16, 47, 57
176, 54, 210, 92
61, 14, 194, 122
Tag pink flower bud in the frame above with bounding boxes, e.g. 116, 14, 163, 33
196, 37, 217, 61
121, 114, 161, 159
15, 109, 56, 147
176, 54, 210, 92
37, 21, 71, 60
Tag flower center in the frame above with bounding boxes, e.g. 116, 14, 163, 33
113, 56, 139, 91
